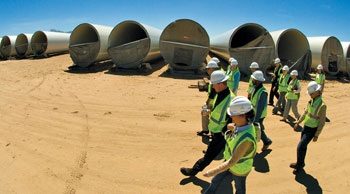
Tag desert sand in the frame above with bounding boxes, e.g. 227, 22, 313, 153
0, 54, 349, 194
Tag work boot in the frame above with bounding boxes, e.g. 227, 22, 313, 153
289, 162, 305, 169
197, 130, 209, 136
180, 167, 198, 176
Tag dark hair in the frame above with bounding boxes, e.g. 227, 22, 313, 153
245, 109, 255, 123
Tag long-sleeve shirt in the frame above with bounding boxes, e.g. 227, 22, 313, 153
297, 99, 327, 137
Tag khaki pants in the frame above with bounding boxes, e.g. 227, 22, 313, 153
202, 114, 209, 132
283, 99, 300, 120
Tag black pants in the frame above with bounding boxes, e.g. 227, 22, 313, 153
193, 132, 226, 171
297, 126, 317, 166
269, 81, 280, 104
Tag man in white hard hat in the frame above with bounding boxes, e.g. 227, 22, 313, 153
181, 70, 233, 176
247, 62, 259, 99
197, 61, 219, 136
211, 57, 224, 72
203, 96, 257, 194
273, 65, 291, 114
291, 81, 327, 174
281, 70, 301, 122
227, 57, 240, 95
250, 71, 272, 151
315, 64, 325, 93
269, 58, 283, 105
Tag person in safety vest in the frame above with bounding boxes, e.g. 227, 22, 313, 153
203, 96, 257, 194
197, 60, 219, 136
273, 65, 291, 114
281, 70, 301, 122
290, 81, 327, 174
250, 70, 272, 151
315, 64, 325, 93
211, 57, 224, 72
247, 62, 259, 100
227, 57, 240, 95
269, 58, 283, 105
181, 70, 234, 176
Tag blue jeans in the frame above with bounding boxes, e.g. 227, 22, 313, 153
259, 118, 272, 145
297, 126, 317, 166
204, 170, 247, 194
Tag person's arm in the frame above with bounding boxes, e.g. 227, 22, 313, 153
314, 105, 327, 139
297, 108, 307, 124
204, 141, 253, 177
233, 72, 240, 93
294, 81, 301, 93
253, 92, 267, 122
222, 115, 232, 133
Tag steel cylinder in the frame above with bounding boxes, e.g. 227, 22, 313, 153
307, 36, 344, 75
341, 42, 350, 76
270, 29, 311, 78
160, 19, 209, 70
15, 33, 33, 57
108, 20, 161, 68
0, 36, 17, 58
31, 31, 70, 56
210, 23, 275, 76
69, 23, 113, 67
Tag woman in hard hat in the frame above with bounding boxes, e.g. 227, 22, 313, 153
315, 64, 325, 93
291, 81, 327, 174
247, 62, 259, 99
227, 57, 240, 96
273, 65, 291, 114
250, 70, 272, 151
203, 96, 257, 194
281, 70, 301, 122
269, 58, 283, 105
181, 70, 233, 177
198, 60, 219, 136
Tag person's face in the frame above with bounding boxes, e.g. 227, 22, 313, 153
283, 70, 288, 75
231, 65, 237, 70
212, 82, 224, 92
291, 75, 297, 79
310, 90, 320, 98
276, 62, 281, 67
317, 69, 322, 74
230, 114, 244, 124
252, 79, 258, 86
207, 68, 215, 75
250, 68, 256, 72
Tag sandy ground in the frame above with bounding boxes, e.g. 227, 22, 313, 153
0, 54, 349, 194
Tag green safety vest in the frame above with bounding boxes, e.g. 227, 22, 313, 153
286, 79, 300, 100
251, 86, 267, 119
247, 77, 253, 94
315, 73, 325, 85
207, 83, 214, 107
208, 93, 232, 133
303, 97, 326, 128
272, 66, 282, 82
227, 68, 240, 92
223, 125, 257, 175
278, 74, 290, 92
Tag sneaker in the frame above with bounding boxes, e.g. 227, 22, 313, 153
262, 141, 272, 151
180, 167, 198, 176
197, 131, 209, 136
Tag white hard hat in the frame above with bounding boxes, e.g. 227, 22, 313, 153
251, 70, 265, 82
227, 96, 253, 116
291, 70, 298, 76
250, 62, 259, 69
282, 65, 289, 71
229, 57, 238, 66
211, 57, 220, 64
210, 70, 229, 84
307, 81, 321, 95
274, 58, 281, 64
317, 64, 323, 70
206, 61, 219, 69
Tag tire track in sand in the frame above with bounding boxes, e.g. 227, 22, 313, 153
63, 93, 90, 194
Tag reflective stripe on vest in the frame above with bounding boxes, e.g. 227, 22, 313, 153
286, 79, 299, 100
279, 74, 290, 92
303, 97, 325, 128
251, 87, 267, 119
223, 125, 257, 175
208, 94, 232, 133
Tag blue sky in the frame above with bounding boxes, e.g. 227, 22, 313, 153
0, 0, 349, 41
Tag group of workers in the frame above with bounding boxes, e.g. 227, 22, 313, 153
180, 57, 327, 194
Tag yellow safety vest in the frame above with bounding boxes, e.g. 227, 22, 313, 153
315, 73, 325, 85
227, 68, 240, 91
286, 79, 300, 100
247, 77, 253, 94
223, 125, 257, 175
251, 86, 267, 119
207, 83, 214, 107
278, 74, 290, 92
303, 97, 326, 128
208, 93, 232, 133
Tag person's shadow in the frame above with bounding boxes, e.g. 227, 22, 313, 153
295, 169, 323, 194
253, 149, 271, 173
180, 175, 234, 193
